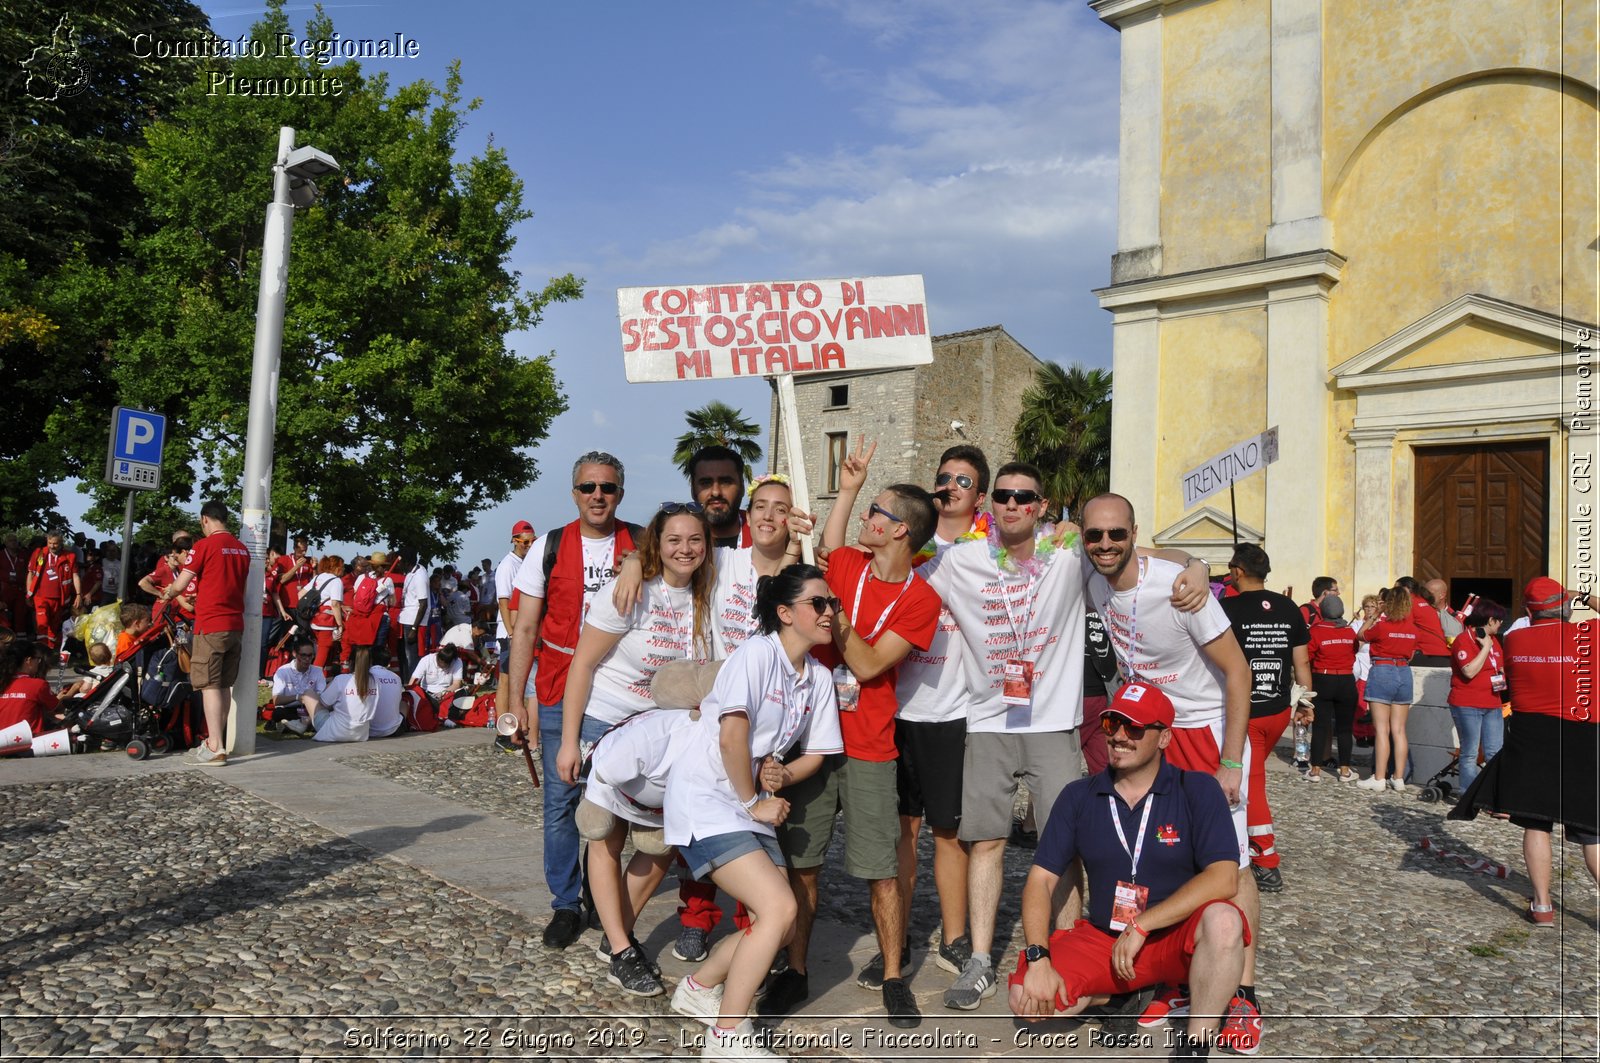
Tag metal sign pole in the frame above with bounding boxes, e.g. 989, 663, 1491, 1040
117, 492, 135, 604
775, 374, 816, 564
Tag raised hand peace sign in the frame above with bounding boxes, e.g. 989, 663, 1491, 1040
840, 437, 877, 493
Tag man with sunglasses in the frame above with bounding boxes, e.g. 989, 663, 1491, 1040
507, 450, 643, 951
495, 520, 537, 677
687, 445, 753, 548
1079, 492, 1262, 1054
267, 638, 325, 735
773, 438, 942, 1028
1009, 681, 1249, 1060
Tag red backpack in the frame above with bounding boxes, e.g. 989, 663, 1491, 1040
352, 573, 378, 615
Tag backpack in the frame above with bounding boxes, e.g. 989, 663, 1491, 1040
541, 521, 644, 581
352, 573, 378, 615
294, 576, 325, 629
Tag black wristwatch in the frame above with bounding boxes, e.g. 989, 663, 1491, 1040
1024, 944, 1051, 964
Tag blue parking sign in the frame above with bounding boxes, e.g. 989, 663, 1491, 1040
112, 407, 166, 464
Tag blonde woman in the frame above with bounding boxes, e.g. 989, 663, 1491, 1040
1357, 588, 1420, 791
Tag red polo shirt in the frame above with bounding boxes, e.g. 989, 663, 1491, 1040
1504, 618, 1598, 721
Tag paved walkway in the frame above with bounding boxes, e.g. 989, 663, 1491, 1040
0, 726, 1594, 1060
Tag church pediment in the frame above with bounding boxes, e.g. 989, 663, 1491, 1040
1150, 505, 1263, 551
1333, 294, 1587, 391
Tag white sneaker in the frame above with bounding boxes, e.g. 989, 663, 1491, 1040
190, 742, 226, 765
702, 1019, 783, 1061
1388, 778, 1407, 794
1356, 775, 1388, 792
282, 718, 309, 736
672, 976, 725, 1027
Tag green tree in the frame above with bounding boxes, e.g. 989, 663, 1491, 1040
60, 3, 581, 558
673, 400, 764, 476
0, 0, 209, 525
1012, 362, 1112, 522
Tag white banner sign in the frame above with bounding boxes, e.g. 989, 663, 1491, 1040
1181, 426, 1280, 509
618, 274, 933, 383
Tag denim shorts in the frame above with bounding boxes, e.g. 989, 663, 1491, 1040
1366, 663, 1414, 705
679, 830, 785, 882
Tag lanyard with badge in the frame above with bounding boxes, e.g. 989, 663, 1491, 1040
1107, 794, 1155, 931
1487, 639, 1506, 694
834, 563, 915, 712
1000, 569, 1042, 707
1106, 557, 1148, 684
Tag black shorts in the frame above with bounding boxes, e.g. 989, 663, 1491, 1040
895, 717, 966, 830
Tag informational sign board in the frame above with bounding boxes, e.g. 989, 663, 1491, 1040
1181, 426, 1279, 509
104, 406, 167, 491
617, 274, 934, 383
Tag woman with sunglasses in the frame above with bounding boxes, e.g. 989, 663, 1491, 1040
665, 564, 844, 1061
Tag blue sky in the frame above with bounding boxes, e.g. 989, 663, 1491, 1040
62, 0, 1123, 569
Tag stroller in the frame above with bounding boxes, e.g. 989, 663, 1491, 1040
57, 603, 200, 760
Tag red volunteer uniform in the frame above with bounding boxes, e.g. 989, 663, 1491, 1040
26, 548, 77, 651
0, 545, 29, 630
274, 553, 315, 609
1410, 597, 1450, 657
811, 546, 941, 761
0, 675, 57, 744
184, 533, 250, 635
1449, 632, 1505, 709
1503, 618, 1598, 721
1363, 617, 1420, 665
1308, 622, 1358, 674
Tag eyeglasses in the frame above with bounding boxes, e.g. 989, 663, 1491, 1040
794, 595, 842, 614
935, 472, 975, 491
991, 488, 1041, 506
574, 481, 620, 496
295, 651, 316, 660
659, 501, 705, 515
1083, 527, 1131, 544
868, 503, 904, 524
1099, 713, 1165, 740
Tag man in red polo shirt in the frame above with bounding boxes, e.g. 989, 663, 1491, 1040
160, 502, 250, 765
764, 437, 942, 1028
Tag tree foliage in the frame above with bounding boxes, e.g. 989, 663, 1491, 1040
39, 2, 582, 558
0, 0, 209, 526
673, 400, 764, 476
1012, 362, 1112, 522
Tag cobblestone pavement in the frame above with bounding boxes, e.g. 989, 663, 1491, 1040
1, 737, 1595, 1061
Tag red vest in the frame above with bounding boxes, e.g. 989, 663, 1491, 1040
534, 520, 637, 706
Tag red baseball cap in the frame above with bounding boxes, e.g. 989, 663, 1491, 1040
511, 520, 535, 537
1102, 681, 1175, 729
1523, 576, 1573, 610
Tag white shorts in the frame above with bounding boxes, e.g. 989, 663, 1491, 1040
1167, 715, 1251, 868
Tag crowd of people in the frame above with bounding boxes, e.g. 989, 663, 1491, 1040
2, 442, 1593, 1062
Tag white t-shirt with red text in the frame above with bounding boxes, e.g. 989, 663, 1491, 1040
579, 576, 700, 725
895, 534, 972, 725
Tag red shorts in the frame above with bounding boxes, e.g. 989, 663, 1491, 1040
1008, 901, 1251, 1009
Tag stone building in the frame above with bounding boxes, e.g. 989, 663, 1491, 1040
1091, 0, 1596, 613
767, 325, 1042, 529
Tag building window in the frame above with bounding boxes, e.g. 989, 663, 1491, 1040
825, 432, 848, 494
827, 384, 849, 409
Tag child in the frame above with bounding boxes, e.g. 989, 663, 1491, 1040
58, 643, 114, 698
116, 604, 153, 660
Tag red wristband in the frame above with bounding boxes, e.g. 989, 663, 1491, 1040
1128, 919, 1148, 938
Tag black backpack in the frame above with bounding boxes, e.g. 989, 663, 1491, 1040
293, 577, 325, 629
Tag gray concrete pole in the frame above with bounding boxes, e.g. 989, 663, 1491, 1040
229, 126, 298, 758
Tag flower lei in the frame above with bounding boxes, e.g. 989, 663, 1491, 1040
914, 511, 995, 568
981, 516, 1077, 579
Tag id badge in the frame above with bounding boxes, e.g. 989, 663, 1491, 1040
1490, 672, 1506, 694
1002, 659, 1034, 707
1108, 880, 1149, 932
833, 663, 861, 713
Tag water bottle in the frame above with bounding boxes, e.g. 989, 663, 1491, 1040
1293, 720, 1310, 765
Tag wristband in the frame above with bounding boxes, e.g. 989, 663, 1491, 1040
1129, 919, 1148, 938
741, 792, 762, 811
1220, 758, 1243, 770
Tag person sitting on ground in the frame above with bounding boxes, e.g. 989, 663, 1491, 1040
0, 640, 61, 748
57, 643, 114, 699
1008, 682, 1249, 1060
268, 638, 326, 735
410, 642, 465, 717
315, 645, 403, 742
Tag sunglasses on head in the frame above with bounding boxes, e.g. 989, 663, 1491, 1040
868, 502, 904, 524
659, 501, 704, 515
793, 595, 842, 614
1099, 713, 1165, 740
935, 472, 975, 491
1083, 527, 1131, 544
574, 481, 620, 496
991, 488, 1041, 506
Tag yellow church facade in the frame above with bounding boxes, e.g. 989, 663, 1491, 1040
1092, 0, 1597, 611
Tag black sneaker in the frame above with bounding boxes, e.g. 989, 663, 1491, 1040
757, 968, 809, 1016
607, 946, 664, 997
1009, 819, 1038, 849
541, 908, 583, 950
855, 937, 908, 991
935, 933, 972, 975
1252, 865, 1285, 893
596, 935, 661, 977
494, 734, 520, 754
882, 977, 922, 1029
673, 925, 710, 962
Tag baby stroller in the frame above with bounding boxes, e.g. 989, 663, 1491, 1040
1417, 752, 1461, 803
58, 603, 197, 760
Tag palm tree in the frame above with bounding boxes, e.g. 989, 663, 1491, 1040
673, 400, 764, 476
1011, 362, 1112, 522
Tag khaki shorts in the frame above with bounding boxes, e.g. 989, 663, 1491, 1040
190, 630, 242, 690
779, 755, 899, 881
958, 729, 1081, 843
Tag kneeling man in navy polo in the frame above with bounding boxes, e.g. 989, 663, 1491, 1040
1008, 681, 1251, 1059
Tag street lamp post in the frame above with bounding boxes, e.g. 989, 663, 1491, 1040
230, 126, 339, 757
